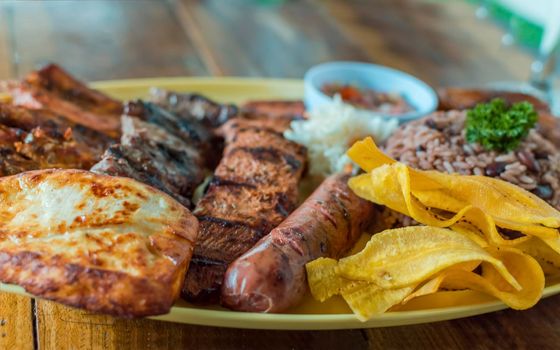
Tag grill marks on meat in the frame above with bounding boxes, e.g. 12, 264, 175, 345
92, 101, 216, 208
125, 100, 221, 168
91, 116, 204, 208
150, 88, 238, 127
183, 118, 307, 303
7, 64, 123, 137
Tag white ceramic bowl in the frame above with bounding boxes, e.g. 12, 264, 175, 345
304, 61, 438, 123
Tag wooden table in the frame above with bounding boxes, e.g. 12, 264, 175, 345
0, 1, 556, 349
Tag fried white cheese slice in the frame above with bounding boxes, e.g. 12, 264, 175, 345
0, 169, 198, 317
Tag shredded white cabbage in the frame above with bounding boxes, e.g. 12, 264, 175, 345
284, 96, 398, 176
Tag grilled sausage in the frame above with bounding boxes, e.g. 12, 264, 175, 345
221, 173, 376, 312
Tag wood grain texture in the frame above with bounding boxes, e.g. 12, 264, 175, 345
0, 4, 14, 79
4, 0, 209, 80
366, 296, 560, 350
36, 300, 368, 350
173, 0, 371, 77
0, 293, 34, 350
319, 0, 533, 87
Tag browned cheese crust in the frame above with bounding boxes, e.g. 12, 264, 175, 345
0, 169, 198, 317
183, 118, 307, 303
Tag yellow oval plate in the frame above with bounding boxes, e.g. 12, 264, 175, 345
2, 77, 560, 330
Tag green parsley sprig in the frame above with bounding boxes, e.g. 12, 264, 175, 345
465, 98, 538, 152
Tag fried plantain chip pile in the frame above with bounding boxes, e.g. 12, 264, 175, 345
306, 137, 558, 321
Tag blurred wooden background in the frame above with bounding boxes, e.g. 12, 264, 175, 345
0, 1, 552, 349
0, 0, 532, 86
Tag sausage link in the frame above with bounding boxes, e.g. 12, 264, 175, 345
221, 173, 376, 312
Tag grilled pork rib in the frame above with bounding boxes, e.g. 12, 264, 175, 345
183, 118, 307, 303
7, 64, 123, 137
0, 104, 112, 173
0, 103, 113, 157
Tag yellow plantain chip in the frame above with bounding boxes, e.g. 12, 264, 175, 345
401, 261, 481, 304
399, 248, 543, 310
420, 172, 560, 227
516, 237, 560, 275
306, 257, 346, 302
337, 226, 521, 290
401, 274, 445, 304
347, 136, 395, 172
342, 283, 416, 321
347, 137, 560, 236
351, 161, 560, 242
440, 247, 544, 309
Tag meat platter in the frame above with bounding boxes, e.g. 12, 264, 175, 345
1, 66, 560, 330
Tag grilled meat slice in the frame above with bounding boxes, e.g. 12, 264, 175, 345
215, 117, 294, 140
0, 125, 41, 175
91, 116, 207, 208
183, 118, 307, 303
150, 88, 238, 127
125, 100, 222, 168
0, 103, 113, 158
7, 64, 123, 137
0, 106, 104, 173
242, 100, 305, 120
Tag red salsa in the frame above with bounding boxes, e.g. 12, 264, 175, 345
321, 83, 413, 115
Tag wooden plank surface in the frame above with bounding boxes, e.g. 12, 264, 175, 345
3, 0, 209, 80
0, 294, 34, 350
0, 0, 552, 349
319, 0, 533, 86
0, 3, 14, 79
36, 301, 368, 350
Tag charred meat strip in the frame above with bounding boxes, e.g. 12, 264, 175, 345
222, 173, 377, 312
0, 103, 113, 158
150, 88, 238, 127
0, 123, 96, 174
7, 64, 123, 137
0, 125, 41, 175
216, 114, 294, 136
242, 100, 305, 120
0, 104, 108, 172
91, 115, 207, 208
125, 100, 221, 168
183, 118, 307, 303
